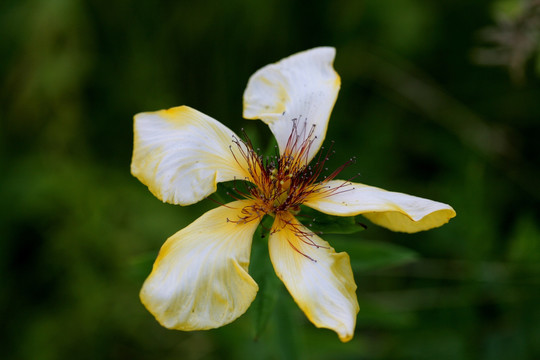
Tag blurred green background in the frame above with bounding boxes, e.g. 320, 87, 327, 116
2, 0, 540, 359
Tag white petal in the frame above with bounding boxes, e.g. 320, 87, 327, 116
268, 212, 359, 342
131, 106, 249, 205
243, 47, 340, 162
304, 180, 456, 233
140, 200, 260, 330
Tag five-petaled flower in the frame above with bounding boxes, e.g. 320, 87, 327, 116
131, 47, 456, 342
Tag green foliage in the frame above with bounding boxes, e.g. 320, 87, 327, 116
2, 0, 540, 359
331, 236, 418, 273
249, 217, 281, 340
299, 205, 367, 235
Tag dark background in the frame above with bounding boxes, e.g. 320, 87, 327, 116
1, 0, 540, 359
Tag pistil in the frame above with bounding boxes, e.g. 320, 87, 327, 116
227, 118, 355, 235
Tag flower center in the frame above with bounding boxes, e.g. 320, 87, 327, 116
227, 119, 354, 223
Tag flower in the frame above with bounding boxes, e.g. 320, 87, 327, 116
131, 47, 456, 342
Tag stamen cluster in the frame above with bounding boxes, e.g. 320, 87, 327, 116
228, 119, 354, 224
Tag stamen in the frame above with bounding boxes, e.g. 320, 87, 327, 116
226, 202, 265, 225
224, 120, 359, 258
207, 196, 236, 209
287, 239, 317, 262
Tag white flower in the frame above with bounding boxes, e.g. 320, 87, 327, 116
131, 47, 456, 342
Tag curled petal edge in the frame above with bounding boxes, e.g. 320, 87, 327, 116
304, 180, 456, 233
140, 200, 260, 330
268, 212, 359, 342
131, 106, 249, 206
243, 47, 341, 163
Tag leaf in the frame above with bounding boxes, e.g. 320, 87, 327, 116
214, 181, 237, 204
274, 292, 300, 360
214, 180, 253, 204
330, 236, 418, 273
249, 216, 281, 339
298, 205, 367, 235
